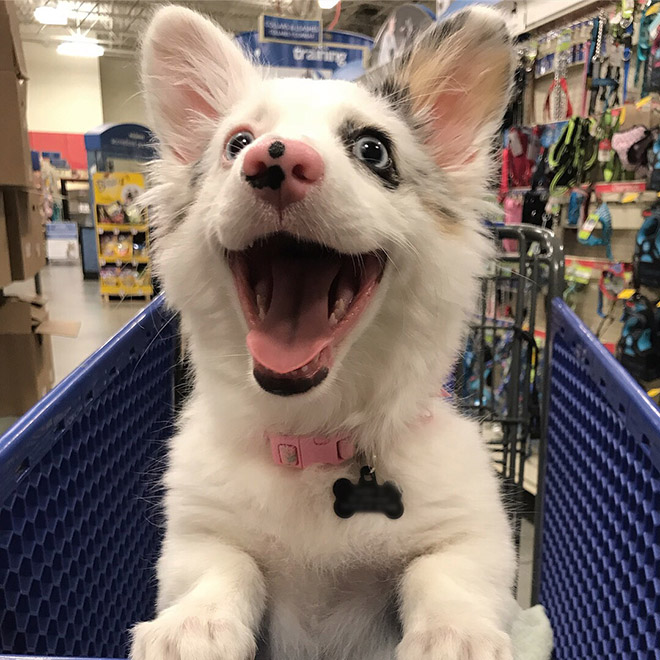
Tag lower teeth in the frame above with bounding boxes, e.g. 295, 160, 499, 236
256, 294, 267, 320
330, 299, 348, 325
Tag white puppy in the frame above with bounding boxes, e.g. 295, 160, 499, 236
133, 6, 516, 660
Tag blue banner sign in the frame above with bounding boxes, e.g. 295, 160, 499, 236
260, 14, 322, 45
84, 123, 156, 161
236, 30, 373, 79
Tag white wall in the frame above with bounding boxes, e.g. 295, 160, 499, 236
99, 56, 149, 127
23, 41, 104, 133
499, 0, 602, 35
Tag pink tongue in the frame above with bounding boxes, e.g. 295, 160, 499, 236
247, 256, 341, 374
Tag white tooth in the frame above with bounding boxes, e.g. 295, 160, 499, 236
333, 299, 347, 321
302, 365, 308, 373
256, 294, 266, 320
329, 312, 338, 326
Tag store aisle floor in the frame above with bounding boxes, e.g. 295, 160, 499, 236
5, 263, 145, 385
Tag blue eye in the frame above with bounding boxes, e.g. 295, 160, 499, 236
226, 131, 255, 159
353, 135, 389, 169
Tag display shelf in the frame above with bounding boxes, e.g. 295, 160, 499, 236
565, 255, 630, 269
508, 181, 653, 202
100, 284, 153, 299
560, 203, 648, 232
93, 172, 153, 302
98, 256, 149, 265
97, 223, 149, 233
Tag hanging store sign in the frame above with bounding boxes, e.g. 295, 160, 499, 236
259, 14, 322, 45
236, 29, 372, 79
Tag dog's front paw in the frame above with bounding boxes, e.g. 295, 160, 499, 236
130, 607, 256, 660
397, 624, 512, 660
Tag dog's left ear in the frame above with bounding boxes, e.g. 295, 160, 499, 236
379, 7, 512, 170
142, 6, 258, 164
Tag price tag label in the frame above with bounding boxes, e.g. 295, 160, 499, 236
578, 213, 598, 241
618, 288, 636, 300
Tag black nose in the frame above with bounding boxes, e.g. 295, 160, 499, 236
268, 140, 285, 159
246, 165, 285, 191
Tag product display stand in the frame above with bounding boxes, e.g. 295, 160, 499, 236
84, 124, 156, 301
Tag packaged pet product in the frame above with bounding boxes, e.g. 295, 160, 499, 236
567, 190, 587, 226
119, 267, 138, 288
100, 235, 119, 258
125, 204, 142, 225
98, 202, 126, 224
612, 125, 652, 173
136, 267, 151, 286
634, 206, 660, 287
616, 292, 660, 382
100, 266, 121, 287
522, 188, 553, 228
578, 202, 613, 260
115, 234, 133, 259
548, 117, 598, 194
502, 196, 522, 252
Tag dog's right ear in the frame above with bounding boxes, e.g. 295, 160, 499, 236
142, 6, 257, 163
372, 7, 512, 172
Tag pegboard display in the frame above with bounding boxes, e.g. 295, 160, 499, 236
0, 296, 177, 658
539, 299, 660, 659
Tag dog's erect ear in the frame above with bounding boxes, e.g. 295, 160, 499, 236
142, 6, 257, 163
378, 7, 512, 170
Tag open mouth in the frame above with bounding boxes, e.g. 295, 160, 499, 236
228, 233, 386, 396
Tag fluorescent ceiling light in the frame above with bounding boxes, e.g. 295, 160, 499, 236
318, 0, 340, 8
34, 5, 68, 25
56, 36, 104, 58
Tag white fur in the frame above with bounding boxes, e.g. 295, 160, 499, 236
134, 6, 516, 660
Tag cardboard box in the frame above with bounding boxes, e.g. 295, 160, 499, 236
0, 295, 80, 416
0, 1, 32, 187
0, 196, 11, 288
0, 72, 32, 187
3, 187, 46, 280
0, 1, 26, 76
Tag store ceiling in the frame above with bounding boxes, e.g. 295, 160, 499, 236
15, 0, 436, 57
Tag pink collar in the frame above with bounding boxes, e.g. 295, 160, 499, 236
268, 433, 355, 469
267, 404, 437, 469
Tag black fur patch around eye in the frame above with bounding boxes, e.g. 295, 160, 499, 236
373, 77, 411, 116
190, 160, 204, 189
339, 121, 400, 190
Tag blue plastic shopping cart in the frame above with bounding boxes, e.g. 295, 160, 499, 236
0, 294, 659, 659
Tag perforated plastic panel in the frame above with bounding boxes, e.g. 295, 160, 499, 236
539, 300, 660, 659
0, 295, 177, 659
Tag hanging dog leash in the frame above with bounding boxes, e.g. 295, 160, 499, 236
619, 0, 635, 101
588, 10, 607, 115
544, 29, 573, 122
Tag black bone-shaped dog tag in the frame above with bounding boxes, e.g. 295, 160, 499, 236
333, 466, 404, 519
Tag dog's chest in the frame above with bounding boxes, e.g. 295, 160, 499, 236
215, 459, 423, 565
260, 561, 402, 660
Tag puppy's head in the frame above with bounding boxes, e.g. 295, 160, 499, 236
142, 7, 511, 428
